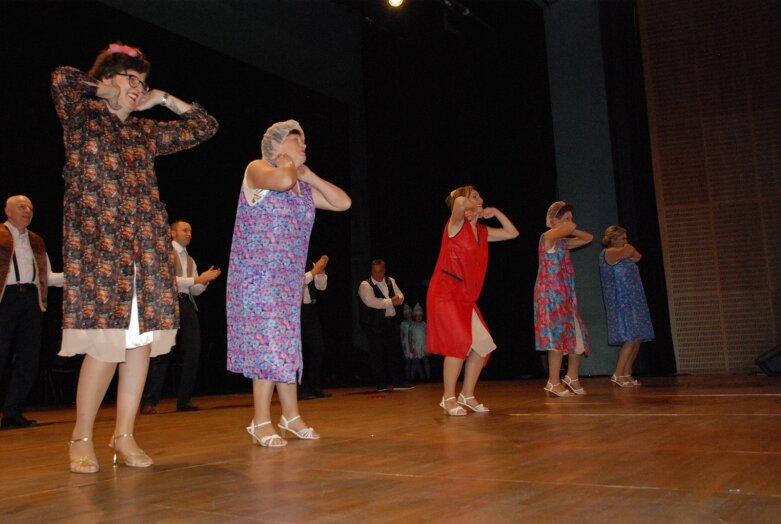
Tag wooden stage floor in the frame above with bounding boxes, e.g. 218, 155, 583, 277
1, 375, 779, 523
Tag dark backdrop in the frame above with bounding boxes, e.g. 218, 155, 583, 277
3, 0, 570, 406
2, 0, 352, 401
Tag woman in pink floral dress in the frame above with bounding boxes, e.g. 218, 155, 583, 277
52, 43, 218, 473
227, 120, 350, 447
533, 201, 593, 397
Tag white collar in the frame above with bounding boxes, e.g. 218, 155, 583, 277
172, 240, 186, 254
4, 221, 27, 238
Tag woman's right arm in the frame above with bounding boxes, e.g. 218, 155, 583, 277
542, 221, 576, 251
604, 244, 642, 265
51, 66, 96, 129
447, 196, 477, 237
245, 156, 298, 192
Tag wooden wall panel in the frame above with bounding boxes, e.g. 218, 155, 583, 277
638, 0, 781, 373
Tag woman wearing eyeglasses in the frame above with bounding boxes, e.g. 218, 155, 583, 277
51, 42, 218, 473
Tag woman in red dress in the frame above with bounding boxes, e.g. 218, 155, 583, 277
426, 185, 518, 415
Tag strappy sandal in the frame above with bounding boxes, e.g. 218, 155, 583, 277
439, 396, 467, 416
247, 420, 287, 447
110, 433, 153, 467
278, 415, 319, 440
611, 375, 634, 388
457, 393, 490, 412
544, 382, 572, 397
69, 436, 99, 474
562, 375, 586, 395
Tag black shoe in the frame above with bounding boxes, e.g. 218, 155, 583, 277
1, 414, 37, 429
314, 390, 332, 398
377, 386, 391, 393
299, 392, 317, 400
393, 383, 416, 391
176, 404, 200, 412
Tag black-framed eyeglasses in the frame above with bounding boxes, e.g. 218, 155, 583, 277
117, 72, 149, 92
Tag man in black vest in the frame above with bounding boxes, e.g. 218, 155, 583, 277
141, 220, 221, 413
1, 195, 63, 429
358, 259, 416, 393
299, 255, 331, 400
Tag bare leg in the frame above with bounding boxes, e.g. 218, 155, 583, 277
624, 341, 642, 383
278, 382, 319, 437
112, 344, 152, 465
546, 351, 568, 394
459, 350, 488, 409
69, 355, 118, 472
442, 356, 465, 411
614, 341, 635, 377
567, 353, 582, 380
250, 379, 280, 439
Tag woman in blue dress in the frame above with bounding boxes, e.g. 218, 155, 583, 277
598, 225, 654, 387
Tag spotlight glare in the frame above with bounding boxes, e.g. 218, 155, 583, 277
389, 0, 404, 7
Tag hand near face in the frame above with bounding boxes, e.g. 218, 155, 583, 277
97, 78, 121, 110
482, 207, 498, 219
464, 206, 478, 222
296, 163, 313, 182
134, 89, 165, 112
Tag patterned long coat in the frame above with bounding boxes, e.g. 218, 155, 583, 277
51, 66, 218, 333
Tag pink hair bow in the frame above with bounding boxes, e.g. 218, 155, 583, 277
108, 43, 140, 57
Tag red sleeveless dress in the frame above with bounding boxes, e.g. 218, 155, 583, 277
426, 220, 490, 359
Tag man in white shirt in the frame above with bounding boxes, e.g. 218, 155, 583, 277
299, 255, 331, 400
141, 220, 221, 413
0, 195, 63, 429
358, 259, 416, 393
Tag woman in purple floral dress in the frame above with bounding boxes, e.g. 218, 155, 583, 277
227, 120, 350, 447
533, 201, 593, 397
52, 43, 218, 473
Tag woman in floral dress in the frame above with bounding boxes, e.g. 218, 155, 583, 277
533, 201, 593, 397
227, 120, 350, 447
598, 225, 654, 387
52, 42, 218, 473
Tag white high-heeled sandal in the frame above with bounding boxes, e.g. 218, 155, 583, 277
247, 420, 287, 447
278, 415, 319, 440
624, 375, 641, 386
457, 393, 490, 412
562, 375, 586, 395
439, 396, 467, 416
611, 375, 633, 388
544, 382, 572, 397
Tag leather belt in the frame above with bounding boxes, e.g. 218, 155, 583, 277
10, 283, 37, 293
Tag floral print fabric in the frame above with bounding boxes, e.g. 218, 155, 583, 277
533, 235, 590, 354
226, 182, 315, 382
51, 66, 218, 333
598, 250, 655, 345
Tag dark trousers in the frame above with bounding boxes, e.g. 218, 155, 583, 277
0, 287, 43, 417
364, 320, 405, 389
142, 297, 200, 407
300, 302, 325, 394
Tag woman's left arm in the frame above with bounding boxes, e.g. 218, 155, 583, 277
297, 165, 352, 211
565, 229, 593, 249
483, 207, 519, 242
141, 90, 218, 156
604, 243, 641, 264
